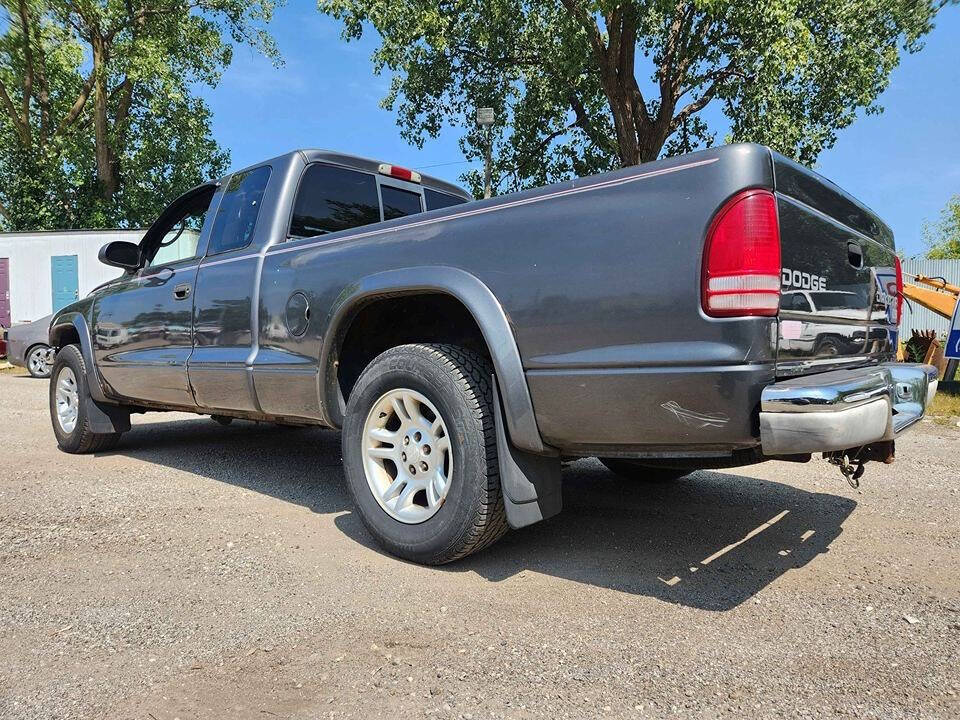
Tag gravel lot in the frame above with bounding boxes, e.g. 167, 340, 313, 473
1, 372, 958, 719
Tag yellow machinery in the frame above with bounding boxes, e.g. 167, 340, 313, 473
900, 274, 959, 378
902, 274, 960, 320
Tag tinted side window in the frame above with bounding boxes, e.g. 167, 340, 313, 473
425, 188, 467, 211
290, 165, 380, 238
381, 185, 423, 221
207, 166, 272, 255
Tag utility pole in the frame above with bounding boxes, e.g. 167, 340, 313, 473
477, 107, 494, 199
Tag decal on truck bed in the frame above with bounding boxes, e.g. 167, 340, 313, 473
781, 268, 827, 291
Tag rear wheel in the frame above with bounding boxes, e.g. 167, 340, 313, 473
599, 458, 690, 482
341, 343, 507, 565
27, 344, 53, 378
49, 345, 122, 453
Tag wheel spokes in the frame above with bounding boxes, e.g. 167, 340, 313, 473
426, 469, 447, 508
362, 387, 454, 524
390, 395, 410, 422
392, 481, 419, 512
54, 367, 79, 433
367, 445, 396, 460
368, 426, 398, 443
401, 392, 423, 424
380, 475, 406, 504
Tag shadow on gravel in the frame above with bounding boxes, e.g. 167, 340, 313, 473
448, 462, 858, 611
104, 417, 352, 514
109, 417, 856, 611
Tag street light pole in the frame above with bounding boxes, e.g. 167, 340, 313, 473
484, 128, 493, 200
477, 107, 494, 199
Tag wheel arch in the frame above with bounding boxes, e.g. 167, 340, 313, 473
48, 312, 109, 403
320, 266, 549, 455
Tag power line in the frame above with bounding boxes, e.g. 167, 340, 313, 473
417, 159, 481, 169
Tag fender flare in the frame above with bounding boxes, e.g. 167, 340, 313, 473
49, 312, 110, 403
320, 265, 551, 456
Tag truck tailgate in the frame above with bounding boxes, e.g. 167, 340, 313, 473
773, 154, 898, 376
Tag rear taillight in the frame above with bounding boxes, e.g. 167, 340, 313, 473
701, 189, 781, 317
893, 255, 904, 325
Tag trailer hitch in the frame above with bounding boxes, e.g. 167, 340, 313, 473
824, 441, 895, 490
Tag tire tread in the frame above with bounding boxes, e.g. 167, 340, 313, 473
422, 343, 508, 563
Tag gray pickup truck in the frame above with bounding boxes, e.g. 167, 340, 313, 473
47, 144, 938, 564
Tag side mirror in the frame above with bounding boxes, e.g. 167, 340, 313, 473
98, 240, 141, 271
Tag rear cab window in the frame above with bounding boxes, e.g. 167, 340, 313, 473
425, 188, 468, 211
381, 185, 423, 220
288, 162, 470, 240
290, 164, 381, 238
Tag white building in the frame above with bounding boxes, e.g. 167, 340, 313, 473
0, 229, 143, 327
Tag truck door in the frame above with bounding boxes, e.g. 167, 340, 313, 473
91, 184, 219, 407
188, 165, 273, 412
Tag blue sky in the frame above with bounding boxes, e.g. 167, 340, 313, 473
200, 4, 960, 258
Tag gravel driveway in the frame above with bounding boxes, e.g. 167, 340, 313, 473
1, 373, 958, 719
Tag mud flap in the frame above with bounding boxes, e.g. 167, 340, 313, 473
84, 396, 131, 435
492, 377, 562, 529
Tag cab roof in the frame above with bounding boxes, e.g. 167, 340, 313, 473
221, 148, 472, 202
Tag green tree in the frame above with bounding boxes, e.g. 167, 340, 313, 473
0, 0, 281, 230
923, 195, 960, 259
318, 0, 947, 195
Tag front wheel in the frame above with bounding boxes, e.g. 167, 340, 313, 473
341, 343, 507, 565
27, 344, 53, 378
599, 458, 690, 482
49, 345, 122, 453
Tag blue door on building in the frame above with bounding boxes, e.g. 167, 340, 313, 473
51, 255, 79, 313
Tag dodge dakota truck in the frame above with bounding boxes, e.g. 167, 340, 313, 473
47, 144, 938, 564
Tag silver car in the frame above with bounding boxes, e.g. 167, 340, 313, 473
5, 315, 54, 378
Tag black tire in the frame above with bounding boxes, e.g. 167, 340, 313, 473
49, 345, 122, 454
341, 343, 507, 565
815, 336, 843, 357
211, 415, 234, 426
26, 344, 53, 378
599, 458, 690, 482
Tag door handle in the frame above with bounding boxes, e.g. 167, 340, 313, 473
173, 283, 192, 300
847, 241, 864, 269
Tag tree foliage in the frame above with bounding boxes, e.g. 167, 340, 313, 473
923, 195, 960, 259
0, 0, 280, 230
318, 0, 946, 195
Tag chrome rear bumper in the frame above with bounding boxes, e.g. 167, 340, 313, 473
759, 363, 938, 455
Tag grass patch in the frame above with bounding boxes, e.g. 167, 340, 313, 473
0, 362, 27, 376
929, 392, 960, 426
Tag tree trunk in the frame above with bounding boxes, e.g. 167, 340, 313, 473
91, 37, 116, 201
597, 71, 672, 166
591, 11, 673, 167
